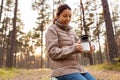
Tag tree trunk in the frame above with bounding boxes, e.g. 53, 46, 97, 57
6, 0, 18, 67
98, 32, 102, 63
80, 0, 87, 35
80, 0, 93, 65
101, 0, 119, 63
0, 0, 4, 22
0, 0, 4, 68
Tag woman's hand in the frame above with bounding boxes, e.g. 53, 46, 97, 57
76, 41, 83, 53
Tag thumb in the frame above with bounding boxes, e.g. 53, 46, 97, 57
77, 40, 81, 44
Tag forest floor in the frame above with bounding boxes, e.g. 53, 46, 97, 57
0, 66, 120, 80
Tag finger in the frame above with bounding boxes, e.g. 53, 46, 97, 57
77, 40, 80, 44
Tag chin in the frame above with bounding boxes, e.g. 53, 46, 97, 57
64, 23, 69, 25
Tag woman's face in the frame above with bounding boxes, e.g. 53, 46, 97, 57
58, 9, 71, 25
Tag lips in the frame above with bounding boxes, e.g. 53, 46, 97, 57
63, 21, 69, 25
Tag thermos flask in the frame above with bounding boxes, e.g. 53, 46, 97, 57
80, 35, 90, 53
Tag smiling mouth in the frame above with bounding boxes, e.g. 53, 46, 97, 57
64, 21, 69, 24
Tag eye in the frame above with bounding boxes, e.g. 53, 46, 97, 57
63, 15, 67, 18
63, 15, 71, 19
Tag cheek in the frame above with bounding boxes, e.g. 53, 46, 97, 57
59, 17, 64, 23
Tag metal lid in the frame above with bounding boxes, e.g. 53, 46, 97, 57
80, 35, 89, 41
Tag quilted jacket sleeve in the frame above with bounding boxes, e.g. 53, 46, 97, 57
45, 26, 79, 60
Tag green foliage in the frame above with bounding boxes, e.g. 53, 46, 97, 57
113, 57, 120, 63
0, 68, 20, 79
105, 63, 120, 71
87, 62, 120, 71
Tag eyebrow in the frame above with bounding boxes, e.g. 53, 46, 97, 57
63, 13, 71, 16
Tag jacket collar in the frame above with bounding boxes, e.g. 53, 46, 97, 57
55, 21, 72, 31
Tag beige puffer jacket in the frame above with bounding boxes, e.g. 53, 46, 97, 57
45, 21, 87, 77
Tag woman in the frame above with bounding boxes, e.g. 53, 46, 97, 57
45, 4, 96, 80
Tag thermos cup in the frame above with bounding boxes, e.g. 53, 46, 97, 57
80, 35, 90, 53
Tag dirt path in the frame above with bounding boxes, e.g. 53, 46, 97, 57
1, 68, 120, 80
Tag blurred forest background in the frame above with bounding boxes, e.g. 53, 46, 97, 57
0, 0, 120, 69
